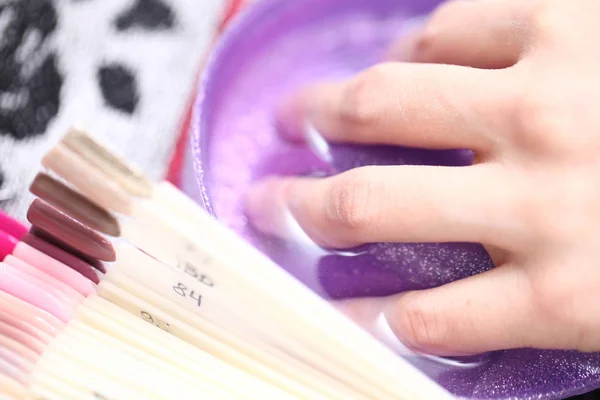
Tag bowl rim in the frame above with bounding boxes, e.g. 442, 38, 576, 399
189, 0, 290, 218
187, 1, 600, 398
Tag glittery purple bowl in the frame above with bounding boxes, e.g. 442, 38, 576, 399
183, 0, 600, 398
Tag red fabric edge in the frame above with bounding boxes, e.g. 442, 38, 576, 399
165, 0, 247, 186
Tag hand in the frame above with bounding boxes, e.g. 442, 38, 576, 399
245, 0, 600, 357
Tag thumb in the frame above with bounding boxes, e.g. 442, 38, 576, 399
340, 266, 545, 356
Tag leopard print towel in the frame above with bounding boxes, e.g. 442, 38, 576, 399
0, 0, 224, 220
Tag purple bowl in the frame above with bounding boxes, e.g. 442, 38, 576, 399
183, 0, 600, 398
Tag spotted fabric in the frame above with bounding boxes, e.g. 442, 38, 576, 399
0, 0, 223, 220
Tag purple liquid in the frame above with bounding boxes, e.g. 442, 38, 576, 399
187, 0, 600, 398
205, 9, 494, 297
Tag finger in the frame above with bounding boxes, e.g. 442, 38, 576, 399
387, 0, 540, 69
276, 63, 513, 154
245, 164, 519, 249
381, 265, 545, 355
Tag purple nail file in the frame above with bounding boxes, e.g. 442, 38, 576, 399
183, 0, 600, 398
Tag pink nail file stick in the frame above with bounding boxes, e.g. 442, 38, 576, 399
0, 291, 63, 334
4, 255, 84, 304
0, 210, 28, 239
1, 260, 79, 311
0, 230, 95, 296
0, 310, 52, 345
0, 262, 73, 322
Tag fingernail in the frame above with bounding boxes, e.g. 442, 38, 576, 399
332, 296, 418, 357
374, 311, 419, 357
245, 179, 279, 234
384, 16, 428, 62
245, 178, 295, 239
385, 31, 420, 62
305, 121, 333, 164
275, 95, 306, 142
378, 309, 486, 368
275, 94, 333, 164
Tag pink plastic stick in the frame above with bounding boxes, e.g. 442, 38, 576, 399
0, 210, 28, 240
4, 255, 84, 304
13, 242, 96, 297
0, 263, 73, 322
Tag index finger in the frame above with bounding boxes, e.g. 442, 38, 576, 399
277, 63, 514, 155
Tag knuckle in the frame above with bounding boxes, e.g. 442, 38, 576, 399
397, 293, 446, 350
511, 93, 548, 135
528, 0, 565, 41
528, 272, 597, 351
412, 22, 440, 59
509, 66, 600, 158
518, 186, 581, 243
428, 0, 470, 25
516, 169, 600, 246
529, 271, 578, 326
324, 170, 374, 232
412, 1, 468, 59
340, 65, 392, 127
510, 92, 573, 154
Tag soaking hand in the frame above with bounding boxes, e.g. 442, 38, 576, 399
246, 0, 600, 356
